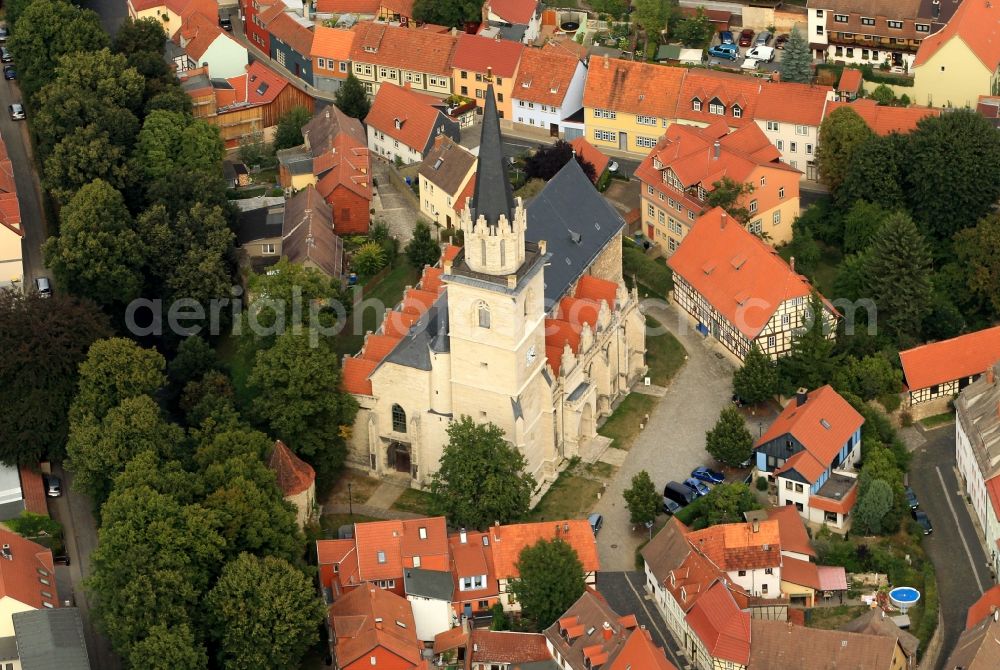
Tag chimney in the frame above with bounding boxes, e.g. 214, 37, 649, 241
720, 211, 727, 228
603, 54, 609, 69
796, 388, 808, 406
789, 256, 795, 273
751, 519, 760, 533
713, 140, 720, 159
459, 528, 467, 544
487, 66, 493, 82
989, 367, 995, 385
374, 617, 383, 629
602, 622, 613, 640
451, 27, 458, 36
539, 239, 547, 254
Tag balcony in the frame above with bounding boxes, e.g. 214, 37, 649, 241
829, 33, 922, 53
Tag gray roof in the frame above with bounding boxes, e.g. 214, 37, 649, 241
840, 609, 919, 658
567, 382, 590, 402
956, 364, 1000, 481
525, 159, 625, 303
471, 85, 514, 228
403, 568, 454, 601
235, 202, 285, 246
0, 635, 17, 661
485, 20, 528, 42
383, 292, 450, 371
13, 608, 91, 670
276, 146, 314, 176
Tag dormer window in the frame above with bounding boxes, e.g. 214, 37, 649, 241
709, 100, 725, 115
692, 98, 702, 112
732, 105, 742, 118
394, 118, 403, 130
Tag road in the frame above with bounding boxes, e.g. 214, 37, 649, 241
597, 571, 686, 668
907, 425, 992, 670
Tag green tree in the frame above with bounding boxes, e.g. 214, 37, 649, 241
334, 73, 371, 120
705, 406, 753, 467
524, 140, 597, 182
205, 554, 325, 670
44, 124, 130, 204
128, 624, 208, 670
815, 106, 875, 193
955, 213, 1000, 316
412, 0, 483, 27
43, 180, 145, 308
842, 200, 892, 254
242, 258, 342, 346
4, 0, 35, 29
673, 8, 713, 47
905, 110, 1000, 240
623, 470, 659, 526
778, 292, 837, 393
135, 110, 224, 184
405, 221, 441, 269
859, 212, 932, 347
0, 290, 110, 464
634, 0, 669, 32
112, 450, 202, 505
509, 538, 586, 630
113, 18, 175, 107
832, 251, 868, 302
6, 0, 109, 103
779, 27, 812, 83
706, 177, 754, 224
147, 85, 194, 115
113, 17, 169, 57
238, 126, 268, 168
353, 241, 388, 275
430, 416, 535, 529
182, 371, 241, 433
852, 478, 893, 535
70, 337, 166, 424
869, 84, 895, 105
732, 343, 778, 405
681, 483, 761, 528
832, 354, 901, 401
836, 134, 906, 212
274, 106, 312, 150
66, 395, 184, 508
247, 330, 358, 475
168, 336, 220, 390
783, 219, 821, 277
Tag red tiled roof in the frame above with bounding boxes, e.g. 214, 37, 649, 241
318, 538, 356, 566
420, 267, 445, 293
360, 334, 403, 362
558, 297, 600, 330
316, 136, 371, 202
351, 22, 457, 76
838, 68, 862, 93
221, 61, 289, 108
489, 520, 599, 579
678, 6, 731, 24
686, 521, 781, 572
400, 517, 449, 559
381, 0, 414, 17
452, 33, 524, 78
809, 480, 858, 514
0, 136, 20, 239
967, 584, 1000, 629
676, 69, 764, 127
774, 449, 827, 484
575, 275, 617, 309
268, 439, 315, 496
449, 530, 499, 600
433, 626, 469, 654
513, 43, 582, 107
268, 11, 315, 55
569, 137, 610, 182
758, 386, 864, 483
0, 528, 56, 610
817, 565, 848, 591
684, 581, 751, 666
754, 81, 833, 126
487, 0, 537, 24
177, 11, 228, 61
584, 56, 685, 119
824, 99, 940, 136
470, 630, 552, 664
311, 25, 356, 60
365, 83, 446, 153
914, 0, 1000, 69
986, 475, 1000, 526
341, 357, 378, 395
315, 0, 379, 13
442, 244, 462, 262
766, 504, 816, 558
899, 325, 1000, 391
328, 584, 422, 667
354, 520, 403, 581
130, 0, 215, 19
454, 175, 476, 214
780, 555, 820, 590
18, 467, 47, 517
667, 207, 820, 339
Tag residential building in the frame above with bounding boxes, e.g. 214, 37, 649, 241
341, 89, 646, 497
417, 136, 477, 227
314, 0, 379, 18
327, 584, 423, 670
748, 619, 909, 670
583, 56, 686, 155
267, 9, 314, 84
946, 606, 1000, 669
350, 22, 457, 96
266, 439, 316, 528
805, 0, 955, 69
240, 0, 282, 52
281, 186, 344, 279
0, 465, 48, 522
544, 591, 676, 670
912, 0, 1000, 108
837, 68, 863, 100
979, 94, 1000, 128
481, 0, 542, 43
0, 528, 58, 642
840, 609, 920, 668
568, 137, 610, 184
667, 207, 836, 360
12, 608, 91, 670
955, 365, 1000, 579
402, 567, 454, 642
451, 34, 523, 121
469, 630, 555, 669
126, 0, 217, 39
232, 195, 285, 273
311, 26, 355, 93
0, 135, 21, 290
755, 386, 865, 531
173, 10, 249, 79
899, 325, 1000, 418
966, 584, 1000, 629
685, 519, 783, 598
673, 69, 766, 130
823, 98, 940, 134
447, 529, 499, 622
365, 83, 461, 164
181, 61, 315, 148
754, 82, 835, 181
636, 123, 800, 253
512, 42, 588, 139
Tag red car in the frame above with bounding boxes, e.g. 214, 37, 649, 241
738, 28, 755, 47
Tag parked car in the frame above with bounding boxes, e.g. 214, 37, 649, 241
34, 276, 51, 297
219, 16, 233, 31
663, 496, 683, 516
912, 509, 933, 534
775, 34, 790, 49
739, 28, 755, 46
8, 103, 24, 121
684, 478, 711, 497
691, 466, 725, 484
608, 160, 619, 173
755, 30, 772, 46
0, 25, 9, 42
905, 487, 920, 510
664, 481, 697, 507
3, 65, 15, 80
741, 58, 760, 72
707, 44, 740, 61
746, 45, 776, 62
1, 47, 12, 63
719, 30, 734, 44
588, 512, 604, 536
44, 475, 61, 498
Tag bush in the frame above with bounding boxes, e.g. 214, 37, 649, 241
353, 242, 388, 276
915, 564, 939, 655
756, 476, 768, 492
877, 392, 902, 413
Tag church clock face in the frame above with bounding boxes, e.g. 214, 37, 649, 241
526, 345, 537, 367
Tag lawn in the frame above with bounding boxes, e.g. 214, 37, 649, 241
215, 332, 256, 410
805, 605, 869, 629
920, 412, 954, 429
645, 315, 686, 386
390, 488, 437, 515
514, 178, 546, 200
527, 471, 604, 522
333, 261, 420, 357
622, 238, 672, 297
325, 470, 381, 507
779, 241, 842, 298
599, 393, 659, 450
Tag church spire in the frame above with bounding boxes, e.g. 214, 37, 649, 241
472, 83, 515, 228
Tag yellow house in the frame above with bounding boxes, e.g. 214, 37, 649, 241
349, 22, 457, 97
417, 136, 476, 228
450, 34, 523, 122
126, 0, 216, 38
912, 0, 1000, 108
582, 56, 686, 155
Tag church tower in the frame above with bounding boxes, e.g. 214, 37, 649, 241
442, 85, 557, 488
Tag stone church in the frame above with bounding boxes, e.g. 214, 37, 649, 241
341, 87, 646, 499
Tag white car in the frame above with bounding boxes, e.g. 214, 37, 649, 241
741, 58, 759, 71
745, 45, 775, 62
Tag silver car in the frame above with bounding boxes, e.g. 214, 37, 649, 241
8, 103, 23, 121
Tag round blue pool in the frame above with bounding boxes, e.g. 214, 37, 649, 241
888, 587, 921, 611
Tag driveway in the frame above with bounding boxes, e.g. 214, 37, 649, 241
372, 161, 422, 243
907, 424, 992, 670
596, 572, 686, 667
591, 301, 737, 570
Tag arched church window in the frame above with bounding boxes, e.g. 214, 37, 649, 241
391, 404, 407, 433
478, 302, 491, 328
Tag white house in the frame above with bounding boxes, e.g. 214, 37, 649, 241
753, 82, 834, 181
511, 43, 587, 139
402, 568, 454, 642
482, 0, 542, 43
956, 364, 1000, 581
175, 11, 249, 79
364, 83, 461, 165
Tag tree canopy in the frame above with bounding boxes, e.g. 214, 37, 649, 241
412, 0, 483, 27
732, 343, 777, 405
623, 470, 659, 526
405, 221, 441, 269
778, 293, 837, 393
706, 177, 754, 224
815, 106, 874, 194
273, 106, 312, 150
705, 406, 754, 467
70, 337, 166, 424
430, 416, 535, 530
525, 140, 597, 182
334, 73, 371, 120
779, 27, 812, 83
955, 212, 1000, 316
510, 539, 586, 630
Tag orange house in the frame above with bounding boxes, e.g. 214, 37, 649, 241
448, 529, 501, 620
311, 26, 355, 94
450, 33, 524, 121
328, 584, 424, 670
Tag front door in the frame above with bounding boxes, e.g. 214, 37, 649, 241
387, 441, 411, 473
646, 224, 654, 238
550, 122, 559, 137
806, 162, 818, 181
618, 132, 628, 151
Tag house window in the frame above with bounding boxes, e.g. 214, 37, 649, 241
669, 219, 682, 235
846, 47, 854, 58
668, 237, 679, 252
317, 57, 326, 69
816, 25, 824, 35
461, 86, 468, 95
782, 314, 790, 325
791, 160, 798, 169
816, 9, 823, 16
262, 243, 275, 255
461, 71, 468, 79
637, 115, 657, 125
795, 125, 807, 136
692, 98, 702, 112
825, 511, 839, 523
647, 203, 655, 217
773, 210, 781, 225
785, 481, 793, 490
476, 89, 484, 99
647, 185, 654, 195
475, 73, 483, 81
766, 121, 779, 131
733, 105, 742, 118
593, 108, 616, 119
776, 140, 784, 151
795, 483, 804, 492
595, 129, 616, 142
795, 502, 804, 511
805, 144, 813, 155
767, 334, 776, 347
790, 142, 797, 153
738, 570, 747, 576
760, 176, 766, 187
498, 93, 503, 102
709, 101, 725, 115
392, 404, 406, 432
834, 14, 848, 22
658, 210, 665, 224
762, 584, 769, 594
749, 200, 758, 213
478, 302, 491, 328
340, 62, 348, 72
888, 20, 903, 29
916, 23, 930, 32
276, 50, 286, 66
749, 219, 762, 235
496, 77, 503, 85
377, 551, 387, 564
861, 17, 875, 25
460, 576, 486, 591
765, 568, 774, 575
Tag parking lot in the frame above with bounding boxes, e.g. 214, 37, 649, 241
707, 27, 787, 74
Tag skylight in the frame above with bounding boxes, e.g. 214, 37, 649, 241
820, 419, 831, 429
